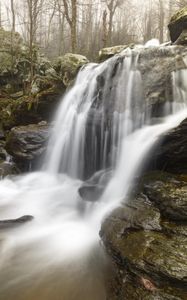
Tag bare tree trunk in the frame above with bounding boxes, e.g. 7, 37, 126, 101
28, 0, 34, 81
0, 2, 1, 28
10, 0, 16, 32
159, 0, 164, 43
102, 10, 108, 47
63, 0, 77, 53
71, 0, 77, 52
10, 0, 16, 73
106, 0, 120, 46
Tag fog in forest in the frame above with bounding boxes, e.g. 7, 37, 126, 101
0, 0, 187, 60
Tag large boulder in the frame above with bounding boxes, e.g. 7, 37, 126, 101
152, 118, 187, 174
6, 123, 51, 170
138, 46, 187, 117
101, 172, 187, 300
53, 53, 89, 86
175, 29, 187, 45
168, 7, 187, 43
99, 45, 128, 62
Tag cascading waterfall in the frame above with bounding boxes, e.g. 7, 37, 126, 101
0, 47, 187, 299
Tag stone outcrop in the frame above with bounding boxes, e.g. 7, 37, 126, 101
53, 53, 89, 86
175, 29, 187, 45
6, 123, 51, 170
99, 45, 128, 62
138, 46, 187, 117
101, 172, 187, 300
168, 7, 187, 43
150, 118, 187, 174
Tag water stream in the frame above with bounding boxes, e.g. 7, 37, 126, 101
0, 48, 187, 299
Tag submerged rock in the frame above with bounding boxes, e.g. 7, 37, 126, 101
168, 7, 187, 43
79, 184, 103, 202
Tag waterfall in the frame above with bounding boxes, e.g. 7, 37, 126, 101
0, 48, 187, 299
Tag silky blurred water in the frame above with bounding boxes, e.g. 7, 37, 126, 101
0, 49, 187, 299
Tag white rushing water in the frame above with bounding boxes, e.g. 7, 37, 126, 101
0, 48, 187, 299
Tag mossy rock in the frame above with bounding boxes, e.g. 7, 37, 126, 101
53, 53, 89, 86
98, 45, 128, 62
0, 80, 65, 129
0, 161, 20, 178
0, 27, 23, 53
168, 7, 187, 42
0, 52, 14, 76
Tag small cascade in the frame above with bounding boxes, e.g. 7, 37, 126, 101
0, 47, 186, 299
46, 49, 145, 179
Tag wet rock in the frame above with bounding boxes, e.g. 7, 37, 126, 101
101, 194, 161, 237
108, 272, 187, 300
0, 161, 20, 178
53, 53, 89, 86
79, 184, 103, 202
143, 172, 187, 221
79, 169, 113, 200
0, 215, 34, 229
101, 173, 187, 299
138, 46, 187, 117
175, 29, 187, 45
0, 147, 7, 161
168, 7, 187, 43
6, 123, 51, 168
153, 118, 187, 174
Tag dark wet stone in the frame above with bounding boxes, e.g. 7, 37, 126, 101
6, 123, 51, 165
153, 119, 187, 174
101, 194, 161, 234
0, 215, 34, 229
168, 7, 187, 43
175, 29, 187, 45
79, 184, 103, 202
101, 173, 187, 299
143, 172, 187, 221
